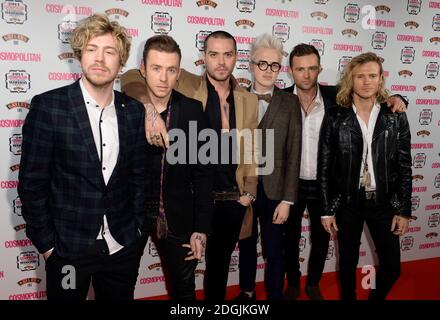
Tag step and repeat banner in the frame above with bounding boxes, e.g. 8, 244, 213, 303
0, 0, 439, 300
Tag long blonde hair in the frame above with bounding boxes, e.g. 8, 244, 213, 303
70, 13, 131, 66
336, 52, 389, 107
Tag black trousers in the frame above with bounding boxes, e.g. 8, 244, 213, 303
45, 236, 147, 300
204, 200, 247, 300
337, 197, 401, 300
285, 179, 330, 287
157, 233, 198, 300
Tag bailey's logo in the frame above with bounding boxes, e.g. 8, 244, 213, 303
10, 163, 19, 172
375, 5, 391, 13
426, 62, 439, 79
236, 77, 251, 89
17, 251, 39, 271
194, 58, 204, 67
426, 232, 439, 239
432, 193, 440, 200
235, 19, 254, 28
151, 12, 172, 34
195, 30, 211, 51
236, 0, 255, 13
326, 244, 335, 260
13, 196, 22, 216
341, 28, 358, 38
272, 22, 290, 42
147, 263, 161, 271
6, 101, 30, 111
398, 70, 413, 77
14, 223, 26, 232
401, 236, 414, 251
338, 56, 352, 72
407, 0, 422, 15
428, 213, 440, 227
416, 130, 430, 137
344, 3, 360, 23
410, 215, 418, 221
236, 49, 250, 70
423, 85, 437, 92
275, 79, 286, 89
372, 31, 387, 50
309, 39, 325, 56
433, 14, 440, 31
196, 0, 218, 9
430, 37, 440, 44
311, 11, 328, 20
413, 153, 426, 168
2, 33, 28, 43
147, 241, 158, 257
411, 196, 420, 211
17, 278, 41, 286
195, 269, 205, 276
419, 109, 432, 125
58, 52, 77, 63
404, 21, 419, 29
6, 70, 30, 93
299, 236, 307, 252
104, 8, 129, 19
435, 173, 440, 188
1, 0, 27, 24
58, 20, 77, 44
413, 174, 424, 181
401, 46, 415, 64
314, 0, 328, 4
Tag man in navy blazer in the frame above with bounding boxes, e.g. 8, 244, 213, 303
18, 14, 148, 300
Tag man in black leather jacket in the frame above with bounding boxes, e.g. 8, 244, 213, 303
319, 52, 412, 300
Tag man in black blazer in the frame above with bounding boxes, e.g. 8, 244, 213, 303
140, 35, 213, 300
18, 14, 148, 300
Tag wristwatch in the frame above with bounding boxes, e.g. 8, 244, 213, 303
242, 191, 256, 203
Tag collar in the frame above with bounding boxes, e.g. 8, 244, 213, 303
294, 85, 324, 112
352, 101, 381, 114
79, 77, 115, 110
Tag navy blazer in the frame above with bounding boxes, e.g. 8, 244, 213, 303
18, 80, 148, 258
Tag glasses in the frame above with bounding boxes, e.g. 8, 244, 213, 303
251, 60, 281, 72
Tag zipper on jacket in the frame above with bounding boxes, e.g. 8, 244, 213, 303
348, 128, 352, 201
385, 129, 388, 193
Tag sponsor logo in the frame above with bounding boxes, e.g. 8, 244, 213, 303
430, 37, 440, 44
390, 84, 416, 92
413, 174, 424, 181
302, 26, 333, 35
333, 43, 363, 52
341, 28, 358, 38
413, 153, 426, 168
430, 1, 440, 8
400, 236, 414, 251
412, 186, 427, 192
397, 34, 423, 43
398, 70, 413, 77
10, 163, 19, 172
275, 79, 286, 89
147, 263, 162, 271
426, 62, 439, 79
375, 5, 391, 13
194, 269, 205, 276
2, 33, 28, 43
141, 0, 182, 7
427, 204, 440, 210
419, 109, 433, 125
411, 143, 434, 149
315, 0, 328, 3
0, 119, 24, 128
299, 236, 307, 252
404, 20, 419, 29
9, 291, 46, 300
44, 4, 92, 16
433, 163, 440, 168
9, 133, 22, 155
433, 193, 440, 200
367, 19, 395, 28
195, 30, 211, 51
423, 85, 437, 92
272, 22, 290, 42
235, 19, 254, 28
151, 12, 172, 34
426, 232, 439, 239
407, 0, 422, 14
344, 3, 360, 23
17, 251, 39, 271
417, 130, 430, 137
422, 50, 440, 58
104, 8, 129, 19
236, 77, 251, 89
338, 56, 352, 72
48, 72, 81, 81
58, 21, 77, 44
148, 241, 158, 257
14, 223, 25, 232
407, 226, 421, 233
309, 39, 325, 56
139, 276, 165, 284
0, 51, 40, 62
1, 0, 27, 24
6, 70, 30, 93
17, 278, 41, 286
265, 8, 299, 19
311, 11, 328, 20
237, 0, 255, 13
435, 173, 440, 188
5, 239, 32, 248
6, 101, 31, 113
433, 14, 440, 31
411, 196, 420, 211
428, 213, 440, 227
58, 52, 77, 63
236, 49, 250, 70
401, 47, 415, 64
194, 58, 204, 67
187, 15, 224, 26
326, 244, 335, 260
196, 0, 218, 9
372, 31, 387, 50
229, 252, 239, 272
419, 241, 440, 249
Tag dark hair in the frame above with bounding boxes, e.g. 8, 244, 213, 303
142, 34, 181, 64
203, 30, 237, 52
288, 43, 320, 68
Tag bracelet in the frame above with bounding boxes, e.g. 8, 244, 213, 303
242, 191, 256, 203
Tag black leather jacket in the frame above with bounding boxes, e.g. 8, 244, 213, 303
318, 103, 412, 217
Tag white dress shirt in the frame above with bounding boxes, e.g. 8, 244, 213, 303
80, 78, 123, 255
294, 86, 325, 180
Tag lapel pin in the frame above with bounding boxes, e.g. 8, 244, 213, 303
121, 103, 125, 108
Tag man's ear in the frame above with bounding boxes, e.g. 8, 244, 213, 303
319, 65, 323, 74
139, 60, 146, 78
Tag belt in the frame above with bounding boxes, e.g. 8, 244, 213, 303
213, 191, 240, 201
365, 190, 376, 200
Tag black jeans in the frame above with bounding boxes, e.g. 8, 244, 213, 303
204, 200, 247, 300
337, 196, 401, 300
285, 179, 330, 287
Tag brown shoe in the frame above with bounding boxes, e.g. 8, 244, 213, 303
305, 285, 324, 300
283, 285, 300, 300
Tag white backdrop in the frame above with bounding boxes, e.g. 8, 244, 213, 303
0, 0, 439, 300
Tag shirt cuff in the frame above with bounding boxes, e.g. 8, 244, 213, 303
282, 200, 294, 205
321, 215, 335, 219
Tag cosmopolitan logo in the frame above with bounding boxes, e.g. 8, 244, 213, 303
9, 291, 46, 300
139, 276, 165, 284
412, 186, 427, 192
397, 34, 423, 43
401, 47, 415, 64
426, 62, 439, 79
341, 29, 358, 38
422, 50, 440, 58
2, 33, 28, 42
141, 0, 182, 7
426, 204, 440, 210
430, 1, 440, 8
196, 0, 218, 9
417, 99, 439, 105
5, 239, 33, 248
6, 101, 30, 111
344, 3, 360, 23
333, 44, 363, 52
411, 143, 434, 149
372, 31, 387, 50
6, 70, 30, 93
195, 31, 211, 51
417, 130, 430, 137
423, 85, 437, 92
1, 0, 27, 24
17, 278, 41, 286
235, 19, 255, 28
45, 4, 92, 16
310, 11, 328, 20
0, 180, 19, 189
302, 26, 333, 35
375, 5, 391, 13
265, 8, 299, 19
408, 226, 422, 233
235, 36, 254, 44
237, 0, 255, 13
404, 21, 419, 29
433, 163, 440, 169
58, 21, 77, 44
419, 242, 440, 249
390, 85, 416, 92
104, 8, 129, 18
0, 119, 24, 128
0, 51, 40, 62
407, 0, 422, 14
48, 72, 82, 81
272, 22, 290, 42
151, 12, 172, 34
367, 19, 395, 28
126, 28, 139, 38
398, 70, 413, 77
187, 15, 225, 26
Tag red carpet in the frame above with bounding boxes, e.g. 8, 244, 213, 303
143, 257, 440, 300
